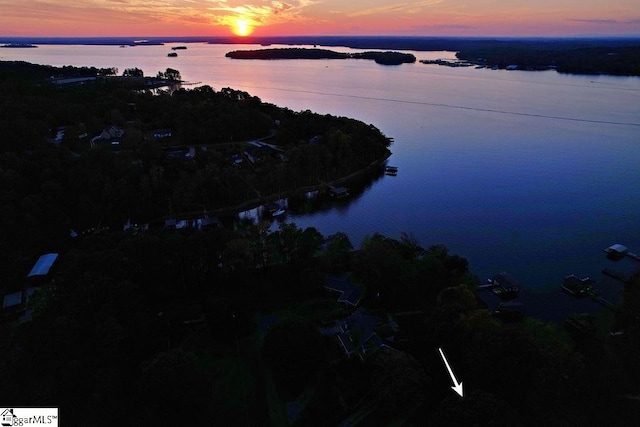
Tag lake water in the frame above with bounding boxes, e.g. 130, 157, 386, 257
3, 42, 639, 307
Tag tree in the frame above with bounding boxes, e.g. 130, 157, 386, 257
429, 390, 517, 427
163, 67, 181, 81
123, 67, 144, 78
134, 349, 215, 426
223, 238, 253, 271
323, 231, 353, 273
262, 320, 325, 397
367, 347, 430, 414
299, 227, 324, 261
248, 220, 274, 269
99, 67, 118, 76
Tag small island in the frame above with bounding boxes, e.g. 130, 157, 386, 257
225, 47, 416, 65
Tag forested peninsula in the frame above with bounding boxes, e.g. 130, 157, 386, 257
225, 47, 417, 65
0, 60, 391, 252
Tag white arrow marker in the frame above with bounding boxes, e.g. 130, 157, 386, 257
438, 347, 464, 397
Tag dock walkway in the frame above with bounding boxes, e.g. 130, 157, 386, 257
602, 268, 630, 283
626, 252, 640, 262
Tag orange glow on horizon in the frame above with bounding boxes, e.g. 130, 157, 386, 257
231, 18, 255, 37
0, 1, 638, 38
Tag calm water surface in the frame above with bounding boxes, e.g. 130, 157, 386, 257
4, 43, 639, 301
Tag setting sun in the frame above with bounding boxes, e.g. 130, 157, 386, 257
232, 18, 254, 37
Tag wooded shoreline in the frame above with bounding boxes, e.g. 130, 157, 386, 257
2, 36, 638, 75
205, 151, 392, 218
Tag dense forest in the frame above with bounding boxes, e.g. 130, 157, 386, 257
0, 60, 639, 426
1, 221, 639, 425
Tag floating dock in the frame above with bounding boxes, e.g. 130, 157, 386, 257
324, 183, 350, 198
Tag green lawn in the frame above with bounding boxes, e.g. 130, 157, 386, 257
592, 305, 616, 340
212, 356, 256, 410
254, 297, 344, 349
254, 297, 343, 424
264, 366, 290, 427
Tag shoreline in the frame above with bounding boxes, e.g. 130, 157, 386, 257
2, 36, 638, 77
173, 151, 392, 220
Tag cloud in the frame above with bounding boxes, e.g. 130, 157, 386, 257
568, 18, 640, 25
208, 0, 318, 28
425, 23, 476, 29
347, 0, 443, 18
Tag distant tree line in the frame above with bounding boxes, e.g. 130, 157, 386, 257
226, 47, 416, 65
455, 41, 640, 75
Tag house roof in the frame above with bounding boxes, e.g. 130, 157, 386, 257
151, 128, 172, 135
325, 275, 363, 306
331, 186, 349, 194
3, 291, 22, 308
27, 253, 59, 277
333, 308, 389, 359
606, 244, 628, 254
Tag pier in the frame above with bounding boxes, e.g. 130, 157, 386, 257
592, 296, 617, 310
602, 268, 630, 283
626, 252, 640, 262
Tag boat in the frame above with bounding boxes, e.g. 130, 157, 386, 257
385, 166, 398, 176
265, 202, 280, 213
167, 52, 178, 57
272, 208, 286, 217
329, 186, 349, 198
172, 46, 187, 50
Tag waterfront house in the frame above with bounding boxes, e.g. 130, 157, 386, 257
90, 125, 125, 150
319, 307, 396, 361
149, 129, 172, 139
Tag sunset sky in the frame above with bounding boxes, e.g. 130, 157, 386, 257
2, 0, 639, 38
